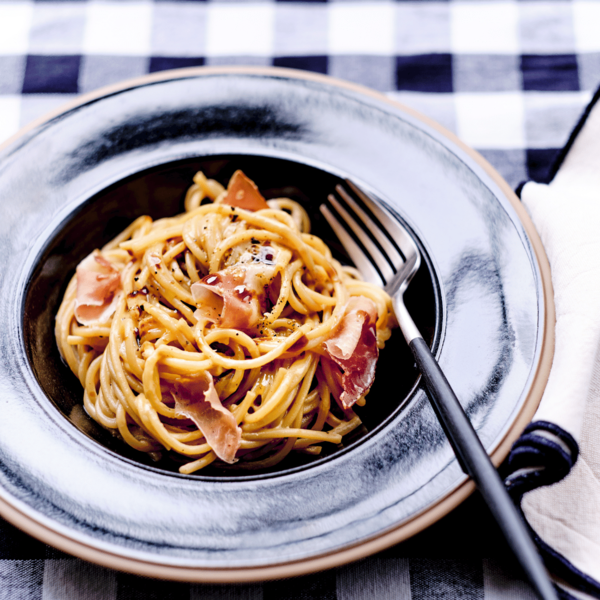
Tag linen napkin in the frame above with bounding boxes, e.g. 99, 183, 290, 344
505, 86, 600, 600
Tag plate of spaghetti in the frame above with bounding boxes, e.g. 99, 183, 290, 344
55, 168, 397, 475
0, 67, 553, 581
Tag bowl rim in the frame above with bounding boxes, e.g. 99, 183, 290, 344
0, 65, 555, 583
22, 152, 443, 482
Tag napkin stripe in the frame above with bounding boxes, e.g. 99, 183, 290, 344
505, 421, 578, 497
516, 81, 600, 186
505, 418, 599, 600
534, 538, 600, 600
546, 83, 600, 184
504, 421, 597, 598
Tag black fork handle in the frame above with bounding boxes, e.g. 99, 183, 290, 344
409, 337, 557, 600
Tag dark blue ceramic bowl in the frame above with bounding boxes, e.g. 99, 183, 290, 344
0, 68, 553, 581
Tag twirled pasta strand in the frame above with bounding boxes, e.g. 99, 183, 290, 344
55, 172, 395, 473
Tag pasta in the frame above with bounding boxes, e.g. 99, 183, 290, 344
55, 170, 395, 474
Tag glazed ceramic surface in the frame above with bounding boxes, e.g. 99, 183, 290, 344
0, 69, 549, 578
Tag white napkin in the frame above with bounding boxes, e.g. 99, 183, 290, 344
518, 96, 600, 595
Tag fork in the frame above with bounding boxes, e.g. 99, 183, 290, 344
321, 181, 557, 600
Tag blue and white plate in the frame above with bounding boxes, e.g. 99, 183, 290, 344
0, 67, 553, 581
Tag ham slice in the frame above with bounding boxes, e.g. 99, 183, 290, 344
171, 372, 241, 464
221, 170, 269, 211
191, 263, 272, 332
74, 251, 121, 325
323, 296, 379, 409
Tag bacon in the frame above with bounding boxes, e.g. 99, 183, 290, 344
191, 264, 272, 332
171, 372, 241, 464
323, 296, 379, 409
74, 251, 121, 325
221, 170, 269, 211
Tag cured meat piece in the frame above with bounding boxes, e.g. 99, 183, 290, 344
323, 296, 379, 409
74, 251, 121, 325
191, 264, 272, 332
222, 170, 269, 211
171, 372, 241, 464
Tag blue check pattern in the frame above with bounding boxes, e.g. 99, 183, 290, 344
0, 513, 545, 600
1, 0, 599, 189
1, 1, 599, 599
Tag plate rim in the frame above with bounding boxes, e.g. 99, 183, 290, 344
0, 65, 555, 582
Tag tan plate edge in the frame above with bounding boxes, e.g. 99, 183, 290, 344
0, 66, 555, 583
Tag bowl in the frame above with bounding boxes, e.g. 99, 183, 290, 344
24, 153, 441, 477
0, 67, 553, 581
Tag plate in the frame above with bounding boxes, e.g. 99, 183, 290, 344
0, 67, 553, 581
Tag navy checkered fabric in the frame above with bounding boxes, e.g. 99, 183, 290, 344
1, 0, 599, 189
0, 510, 541, 599
1, 1, 599, 598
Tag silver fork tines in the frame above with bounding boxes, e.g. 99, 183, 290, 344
320, 180, 420, 296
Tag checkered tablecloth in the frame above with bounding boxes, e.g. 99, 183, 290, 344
1, 0, 599, 189
1, 1, 599, 599
0, 499, 542, 600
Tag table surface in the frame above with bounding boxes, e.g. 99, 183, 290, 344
1, 1, 598, 598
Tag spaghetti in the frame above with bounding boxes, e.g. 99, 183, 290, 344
55, 170, 395, 474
